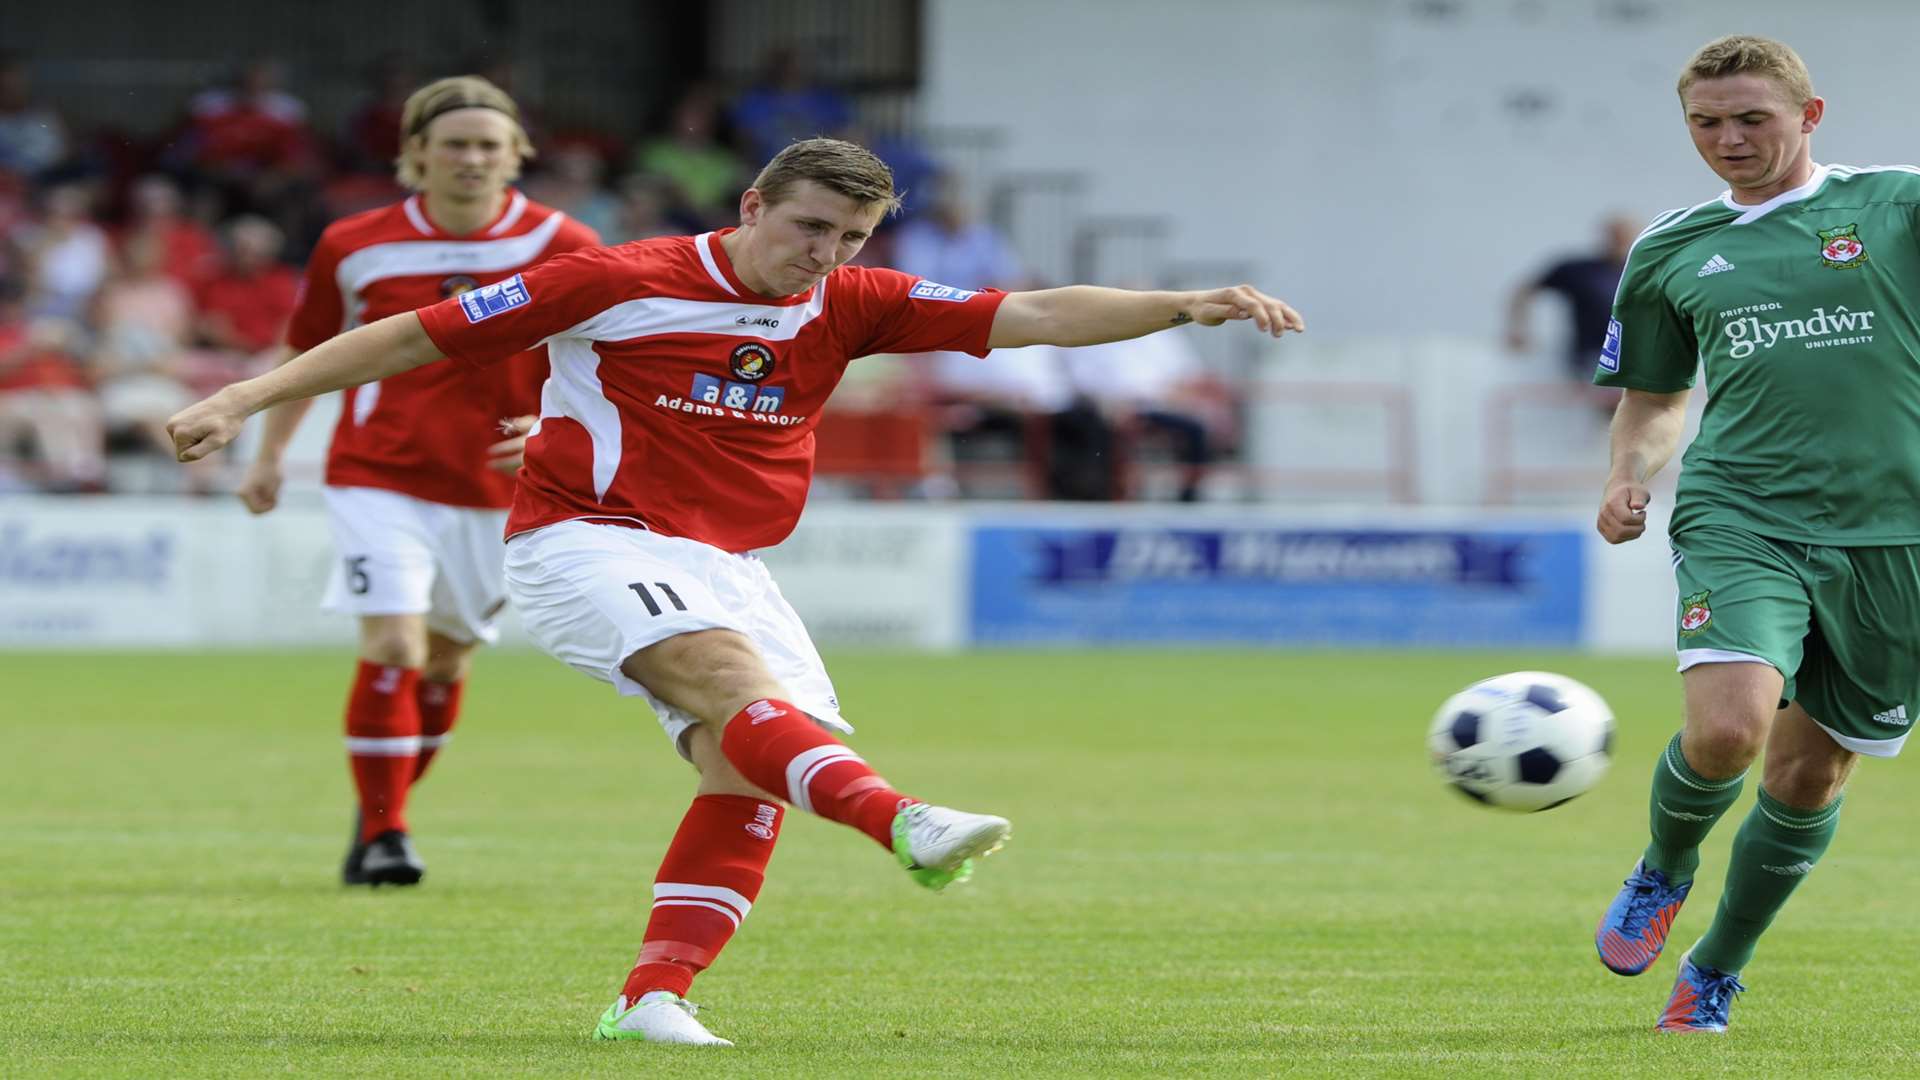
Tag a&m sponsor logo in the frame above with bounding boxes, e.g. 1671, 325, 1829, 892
655, 342, 808, 425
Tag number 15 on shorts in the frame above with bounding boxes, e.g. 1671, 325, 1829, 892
627, 581, 688, 617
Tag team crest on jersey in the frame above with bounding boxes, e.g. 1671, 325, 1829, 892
459, 273, 531, 322
729, 342, 776, 382
909, 280, 976, 303
1679, 589, 1713, 635
1818, 223, 1868, 269
440, 274, 479, 298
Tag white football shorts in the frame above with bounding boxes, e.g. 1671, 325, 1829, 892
320, 486, 510, 645
503, 519, 850, 756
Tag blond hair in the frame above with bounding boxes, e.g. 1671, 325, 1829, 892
394, 76, 534, 190
750, 137, 902, 217
1678, 35, 1815, 106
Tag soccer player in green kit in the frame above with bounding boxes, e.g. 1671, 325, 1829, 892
1590, 34, 1920, 1033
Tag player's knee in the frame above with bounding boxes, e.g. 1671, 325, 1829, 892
423, 637, 478, 682
1761, 754, 1847, 808
359, 621, 428, 669
1683, 713, 1768, 776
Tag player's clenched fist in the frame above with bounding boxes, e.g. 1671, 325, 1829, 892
1596, 480, 1651, 544
166, 392, 247, 463
1184, 285, 1306, 337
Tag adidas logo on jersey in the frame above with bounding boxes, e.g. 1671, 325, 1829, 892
1871, 704, 1910, 728
1696, 254, 1736, 277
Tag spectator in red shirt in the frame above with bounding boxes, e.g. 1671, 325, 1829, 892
0, 282, 104, 491
120, 174, 221, 287
195, 215, 298, 357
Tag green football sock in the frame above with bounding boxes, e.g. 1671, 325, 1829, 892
1691, 787, 1842, 975
1643, 731, 1747, 883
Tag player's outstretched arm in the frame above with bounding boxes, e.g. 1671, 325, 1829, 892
1597, 387, 1690, 544
987, 284, 1304, 349
168, 312, 443, 463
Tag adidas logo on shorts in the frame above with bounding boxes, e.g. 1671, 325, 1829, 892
1697, 254, 1736, 277
1871, 704, 1910, 728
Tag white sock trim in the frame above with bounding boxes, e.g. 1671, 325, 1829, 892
345, 735, 422, 756
783, 745, 864, 814
653, 881, 753, 922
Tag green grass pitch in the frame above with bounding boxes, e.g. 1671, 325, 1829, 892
4, 649, 1917, 1077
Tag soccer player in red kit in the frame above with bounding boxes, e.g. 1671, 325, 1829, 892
234, 76, 599, 886
169, 138, 1303, 1043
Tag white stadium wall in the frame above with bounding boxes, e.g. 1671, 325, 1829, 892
0, 497, 1677, 654
921, 0, 1920, 342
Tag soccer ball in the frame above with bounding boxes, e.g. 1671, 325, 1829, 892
1427, 671, 1614, 812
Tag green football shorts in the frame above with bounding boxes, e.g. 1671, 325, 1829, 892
1670, 524, 1920, 757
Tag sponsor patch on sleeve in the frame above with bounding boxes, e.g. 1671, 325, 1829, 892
1597, 317, 1623, 372
908, 280, 977, 303
459, 274, 532, 323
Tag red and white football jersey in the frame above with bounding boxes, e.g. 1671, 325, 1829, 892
288, 190, 600, 508
416, 229, 1007, 551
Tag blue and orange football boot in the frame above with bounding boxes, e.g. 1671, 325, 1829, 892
1595, 859, 1692, 975
1657, 951, 1745, 1033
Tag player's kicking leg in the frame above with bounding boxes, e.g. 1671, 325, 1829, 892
627, 632, 1011, 891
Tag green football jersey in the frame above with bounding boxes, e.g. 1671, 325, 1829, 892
1595, 163, 1920, 544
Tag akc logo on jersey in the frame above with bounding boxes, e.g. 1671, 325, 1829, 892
440, 274, 479, 298
1678, 589, 1713, 635
1818, 223, 1868, 269
459, 273, 531, 322
729, 342, 776, 382
1597, 317, 1623, 372
909, 280, 976, 303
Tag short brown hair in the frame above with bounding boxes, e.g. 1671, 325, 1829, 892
395, 75, 534, 190
750, 137, 902, 217
1678, 35, 1814, 106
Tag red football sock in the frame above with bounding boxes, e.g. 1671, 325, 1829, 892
412, 677, 464, 783
622, 794, 783, 1000
344, 660, 421, 843
719, 698, 913, 849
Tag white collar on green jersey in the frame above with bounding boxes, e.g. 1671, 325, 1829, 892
1719, 164, 1831, 224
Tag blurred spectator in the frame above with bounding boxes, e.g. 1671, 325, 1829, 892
891, 170, 1024, 289
193, 215, 298, 374
342, 53, 416, 174
173, 59, 320, 249
0, 54, 67, 179
1062, 330, 1233, 502
523, 144, 622, 240
16, 181, 110, 321
609, 173, 697, 244
1506, 213, 1638, 389
731, 48, 853, 163
179, 59, 315, 180
923, 344, 1122, 500
119, 175, 221, 287
0, 285, 105, 492
91, 233, 195, 456
628, 85, 744, 227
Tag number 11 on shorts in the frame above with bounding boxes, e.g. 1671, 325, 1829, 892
627, 581, 688, 617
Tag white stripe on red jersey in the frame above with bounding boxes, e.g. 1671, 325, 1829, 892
288, 192, 600, 509
417, 229, 1007, 551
